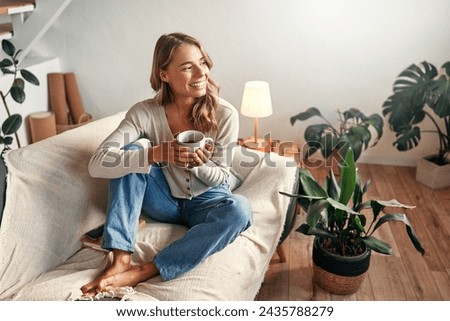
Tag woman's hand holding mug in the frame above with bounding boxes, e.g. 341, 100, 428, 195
175, 130, 214, 168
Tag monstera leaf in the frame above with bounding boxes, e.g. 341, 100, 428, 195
382, 61, 436, 129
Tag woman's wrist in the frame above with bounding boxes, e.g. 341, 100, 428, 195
148, 145, 163, 164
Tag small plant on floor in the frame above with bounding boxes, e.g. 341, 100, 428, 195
281, 148, 425, 257
0, 39, 40, 150
290, 107, 383, 166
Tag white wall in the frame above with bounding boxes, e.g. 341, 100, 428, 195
31, 0, 450, 165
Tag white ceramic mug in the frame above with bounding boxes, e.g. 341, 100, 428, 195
176, 130, 214, 152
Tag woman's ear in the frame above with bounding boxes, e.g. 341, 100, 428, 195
160, 71, 168, 82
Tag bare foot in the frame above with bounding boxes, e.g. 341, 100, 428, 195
97, 261, 160, 293
80, 250, 132, 297
138, 218, 146, 230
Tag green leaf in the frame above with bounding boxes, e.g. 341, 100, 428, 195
372, 213, 425, 255
364, 113, 384, 144
393, 126, 421, 151
14, 78, 25, 89
2, 39, 15, 57
343, 126, 371, 160
352, 176, 363, 211
305, 199, 330, 227
0, 58, 13, 68
3, 136, 13, 145
383, 94, 426, 131
374, 199, 415, 209
299, 171, 328, 198
338, 148, 356, 205
320, 131, 339, 159
326, 170, 340, 201
293, 169, 329, 211
2, 114, 22, 135
11, 85, 25, 103
278, 191, 325, 200
1, 67, 14, 75
343, 108, 365, 121
370, 200, 385, 221
296, 223, 334, 239
304, 124, 332, 151
20, 69, 40, 86
362, 236, 393, 255
353, 215, 365, 233
326, 197, 360, 215
300, 176, 328, 198
290, 107, 322, 125
428, 75, 450, 118
443, 61, 450, 77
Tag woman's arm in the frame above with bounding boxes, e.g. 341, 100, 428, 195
88, 105, 152, 179
188, 101, 239, 187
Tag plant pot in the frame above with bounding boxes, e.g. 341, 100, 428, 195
415, 156, 450, 189
312, 237, 371, 295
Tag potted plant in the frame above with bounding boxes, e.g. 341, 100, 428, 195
0, 39, 40, 150
382, 61, 450, 189
290, 107, 383, 173
280, 148, 425, 295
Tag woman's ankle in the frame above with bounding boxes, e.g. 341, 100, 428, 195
112, 250, 132, 269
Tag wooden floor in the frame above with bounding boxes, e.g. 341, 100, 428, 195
255, 163, 450, 301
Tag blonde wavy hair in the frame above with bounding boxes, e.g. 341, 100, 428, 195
150, 33, 220, 133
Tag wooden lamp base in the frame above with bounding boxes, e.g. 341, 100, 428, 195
242, 137, 272, 152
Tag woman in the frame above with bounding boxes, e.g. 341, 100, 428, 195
80, 33, 253, 297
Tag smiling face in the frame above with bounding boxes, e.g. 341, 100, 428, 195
160, 44, 210, 104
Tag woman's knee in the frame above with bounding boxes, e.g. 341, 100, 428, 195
227, 195, 253, 230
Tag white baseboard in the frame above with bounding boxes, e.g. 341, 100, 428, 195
357, 154, 418, 167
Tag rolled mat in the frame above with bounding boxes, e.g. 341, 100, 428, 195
29, 111, 57, 143
64, 72, 86, 124
47, 73, 69, 125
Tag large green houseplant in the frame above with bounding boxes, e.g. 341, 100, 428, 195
383, 61, 449, 165
281, 148, 425, 294
290, 107, 383, 169
0, 39, 40, 150
382, 61, 450, 189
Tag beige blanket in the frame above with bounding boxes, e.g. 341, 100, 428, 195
0, 111, 298, 300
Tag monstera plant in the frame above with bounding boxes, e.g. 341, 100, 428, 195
382, 61, 450, 166
0, 39, 40, 150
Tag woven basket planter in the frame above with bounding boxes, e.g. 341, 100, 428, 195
312, 237, 371, 295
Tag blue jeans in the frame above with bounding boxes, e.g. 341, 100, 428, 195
102, 146, 253, 281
